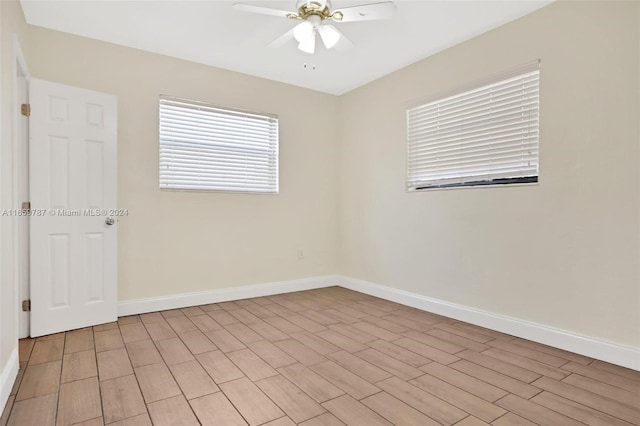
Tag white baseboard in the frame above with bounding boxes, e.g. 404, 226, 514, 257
116, 274, 639, 371
118, 275, 338, 317
338, 276, 640, 371
0, 347, 19, 416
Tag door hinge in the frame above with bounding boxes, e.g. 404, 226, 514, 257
22, 201, 31, 211
21, 103, 31, 117
22, 299, 31, 312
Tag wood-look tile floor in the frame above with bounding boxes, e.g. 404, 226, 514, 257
2, 287, 639, 425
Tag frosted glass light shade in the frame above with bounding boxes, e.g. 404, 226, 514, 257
293, 21, 314, 43
318, 25, 340, 49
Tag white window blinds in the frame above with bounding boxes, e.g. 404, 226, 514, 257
159, 96, 279, 193
407, 63, 539, 190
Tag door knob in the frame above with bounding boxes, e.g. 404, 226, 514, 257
105, 217, 115, 226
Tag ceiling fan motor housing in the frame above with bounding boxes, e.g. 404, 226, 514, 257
290, 0, 343, 22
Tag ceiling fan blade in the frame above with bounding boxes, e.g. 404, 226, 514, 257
232, 3, 294, 18
333, 1, 397, 22
334, 29, 354, 53
267, 27, 296, 48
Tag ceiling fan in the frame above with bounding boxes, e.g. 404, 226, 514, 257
233, 0, 397, 54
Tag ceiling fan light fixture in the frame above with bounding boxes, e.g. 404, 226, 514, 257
298, 33, 316, 53
293, 20, 314, 43
318, 25, 340, 49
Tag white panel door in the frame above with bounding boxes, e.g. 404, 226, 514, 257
29, 78, 117, 337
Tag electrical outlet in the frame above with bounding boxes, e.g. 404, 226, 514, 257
297, 248, 304, 260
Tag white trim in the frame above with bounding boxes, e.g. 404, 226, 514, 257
337, 276, 640, 371
12, 33, 30, 339
0, 347, 19, 415
118, 275, 338, 316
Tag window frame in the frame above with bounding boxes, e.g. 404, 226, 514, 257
158, 95, 279, 194
406, 61, 540, 192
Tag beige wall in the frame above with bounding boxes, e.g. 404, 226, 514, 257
24, 24, 340, 301
338, 0, 640, 347
0, 0, 29, 383
1, 0, 638, 384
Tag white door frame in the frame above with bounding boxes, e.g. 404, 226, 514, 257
12, 34, 30, 338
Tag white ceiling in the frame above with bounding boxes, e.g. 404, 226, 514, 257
20, 0, 552, 95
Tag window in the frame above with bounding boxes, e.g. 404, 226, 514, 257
407, 62, 539, 190
159, 96, 279, 193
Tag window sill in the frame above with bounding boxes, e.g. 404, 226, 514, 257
408, 177, 539, 192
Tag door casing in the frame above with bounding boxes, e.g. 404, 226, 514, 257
12, 34, 30, 338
